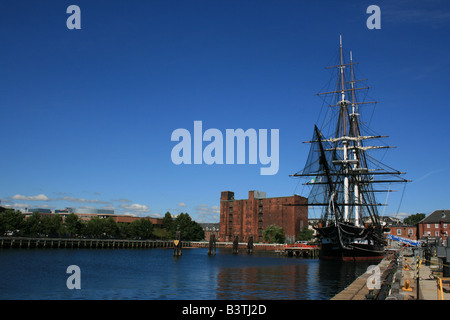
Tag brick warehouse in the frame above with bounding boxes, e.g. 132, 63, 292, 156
219, 190, 308, 243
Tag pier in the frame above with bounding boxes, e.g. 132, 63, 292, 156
332, 247, 450, 300
0, 237, 319, 257
0, 237, 190, 249
280, 244, 319, 258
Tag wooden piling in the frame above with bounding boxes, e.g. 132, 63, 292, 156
208, 234, 216, 256
232, 235, 239, 255
247, 235, 254, 254
174, 231, 182, 256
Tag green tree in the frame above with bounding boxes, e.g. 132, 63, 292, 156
162, 212, 174, 237
404, 213, 426, 225
64, 213, 83, 237
23, 212, 43, 237
173, 212, 204, 241
41, 214, 63, 237
153, 227, 170, 240
0, 209, 25, 236
297, 227, 314, 242
130, 218, 154, 239
117, 222, 132, 239
263, 224, 285, 244
103, 217, 119, 238
84, 216, 104, 238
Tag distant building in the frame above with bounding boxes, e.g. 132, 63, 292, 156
24, 207, 163, 227
381, 216, 403, 225
23, 208, 53, 219
199, 223, 220, 241
386, 224, 418, 242
25, 208, 52, 214
219, 190, 308, 243
417, 210, 450, 242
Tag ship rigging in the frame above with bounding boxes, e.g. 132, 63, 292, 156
290, 37, 409, 261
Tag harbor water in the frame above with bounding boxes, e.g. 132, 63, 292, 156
0, 247, 372, 300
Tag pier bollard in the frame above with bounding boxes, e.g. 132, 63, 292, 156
402, 280, 413, 292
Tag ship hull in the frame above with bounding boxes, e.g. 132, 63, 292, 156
319, 242, 385, 262
316, 223, 386, 262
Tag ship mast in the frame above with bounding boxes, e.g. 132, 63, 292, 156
338, 35, 351, 223
349, 50, 361, 226
290, 36, 409, 227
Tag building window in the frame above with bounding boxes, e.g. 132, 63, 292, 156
427, 224, 430, 228
444, 224, 448, 229
436, 231, 440, 237
397, 229, 402, 235
427, 231, 431, 236
408, 229, 413, 236
435, 224, 439, 229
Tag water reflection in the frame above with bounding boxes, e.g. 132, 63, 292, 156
214, 249, 372, 300
0, 247, 372, 300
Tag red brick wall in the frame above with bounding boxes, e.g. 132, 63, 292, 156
418, 221, 449, 241
387, 225, 418, 241
219, 191, 307, 243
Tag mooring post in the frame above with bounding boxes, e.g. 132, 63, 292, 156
174, 230, 182, 256
208, 234, 216, 256
232, 235, 239, 255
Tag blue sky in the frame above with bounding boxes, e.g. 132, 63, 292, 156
0, 0, 449, 222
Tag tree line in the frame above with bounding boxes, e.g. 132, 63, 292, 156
0, 209, 204, 241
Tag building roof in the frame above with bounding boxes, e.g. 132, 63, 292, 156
420, 210, 450, 224
199, 223, 220, 231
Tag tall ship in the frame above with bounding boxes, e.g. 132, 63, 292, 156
291, 37, 409, 262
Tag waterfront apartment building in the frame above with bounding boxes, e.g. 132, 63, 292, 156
219, 190, 308, 243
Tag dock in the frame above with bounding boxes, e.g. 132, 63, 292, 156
332, 248, 450, 300
280, 244, 319, 258
0, 237, 189, 249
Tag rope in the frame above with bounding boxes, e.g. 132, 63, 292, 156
419, 257, 450, 269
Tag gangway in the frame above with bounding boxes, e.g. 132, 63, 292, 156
386, 234, 421, 247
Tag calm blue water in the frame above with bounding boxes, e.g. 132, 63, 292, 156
0, 247, 371, 300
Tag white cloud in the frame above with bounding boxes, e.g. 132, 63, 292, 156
114, 198, 132, 203
194, 204, 220, 223
119, 203, 151, 214
60, 196, 110, 204
178, 202, 187, 207
12, 194, 50, 201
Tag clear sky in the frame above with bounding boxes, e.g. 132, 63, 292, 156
1, 0, 449, 222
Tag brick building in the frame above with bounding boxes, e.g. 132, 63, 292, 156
386, 224, 418, 241
417, 210, 450, 242
219, 190, 308, 243
199, 223, 220, 241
